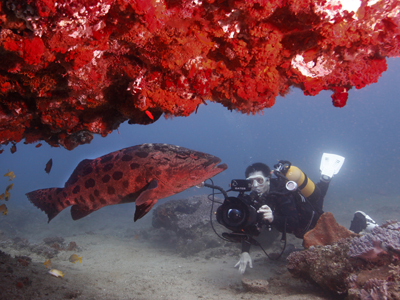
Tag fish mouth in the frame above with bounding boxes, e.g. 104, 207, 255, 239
206, 162, 227, 178
190, 156, 228, 182
215, 163, 228, 171
204, 156, 227, 170
206, 158, 228, 175
195, 155, 227, 177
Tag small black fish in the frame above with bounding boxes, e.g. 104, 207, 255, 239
45, 159, 53, 174
10, 143, 16, 154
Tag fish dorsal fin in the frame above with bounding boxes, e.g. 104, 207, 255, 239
65, 159, 93, 187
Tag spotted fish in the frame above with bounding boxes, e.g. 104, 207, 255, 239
27, 143, 227, 222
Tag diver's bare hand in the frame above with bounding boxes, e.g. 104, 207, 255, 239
257, 205, 274, 223
234, 252, 252, 274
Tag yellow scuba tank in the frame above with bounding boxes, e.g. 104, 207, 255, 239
284, 166, 315, 197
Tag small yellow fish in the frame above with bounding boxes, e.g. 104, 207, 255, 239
48, 269, 64, 278
5, 183, 13, 192
69, 254, 82, 264
0, 204, 7, 215
4, 171, 15, 181
43, 259, 52, 269
0, 194, 4, 200
4, 191, 10, 201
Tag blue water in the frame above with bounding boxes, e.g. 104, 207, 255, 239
1, 58, 400, 228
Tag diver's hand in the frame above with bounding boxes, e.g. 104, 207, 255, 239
257, 205, 274, 223
234, 252, 252, 274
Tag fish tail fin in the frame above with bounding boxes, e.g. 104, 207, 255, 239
26, 188, 69, 222
79, 257, 82, 263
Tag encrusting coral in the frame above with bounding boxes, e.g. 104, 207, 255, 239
1, 0, 400, 150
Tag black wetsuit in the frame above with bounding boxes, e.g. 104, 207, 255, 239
241, 176, 329, 253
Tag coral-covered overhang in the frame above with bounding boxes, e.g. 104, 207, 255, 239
1, 0, 400, 150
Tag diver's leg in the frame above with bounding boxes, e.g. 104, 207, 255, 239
316, 180, 330, 199
311, 181, 330, 213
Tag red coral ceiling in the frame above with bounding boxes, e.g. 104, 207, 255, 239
0, 0, 399, 150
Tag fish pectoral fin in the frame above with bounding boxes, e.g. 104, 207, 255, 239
135, 179, 158, 206
70, 205, 93, 220
134, 179, 159, 222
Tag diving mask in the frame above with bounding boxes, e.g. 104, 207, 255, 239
246, 173, 270, 195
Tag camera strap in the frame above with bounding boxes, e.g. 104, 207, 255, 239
254, 218, 287, 260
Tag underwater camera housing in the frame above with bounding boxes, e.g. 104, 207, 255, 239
215, 180, 264, 236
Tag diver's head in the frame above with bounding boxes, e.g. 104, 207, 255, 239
245, 163, 271, 195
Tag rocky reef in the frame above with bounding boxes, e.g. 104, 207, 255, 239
287, 218, 400, 299
152, 195, 233, 257
1, 0, 400, 149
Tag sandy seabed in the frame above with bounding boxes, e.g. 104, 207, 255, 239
0, 191, 398, 300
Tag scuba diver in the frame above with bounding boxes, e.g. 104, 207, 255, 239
234, 153, 346, 274
203, 153, 378, 274
231, 154, 379, 274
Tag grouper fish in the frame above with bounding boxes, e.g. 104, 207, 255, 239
27, 143, 227, 222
